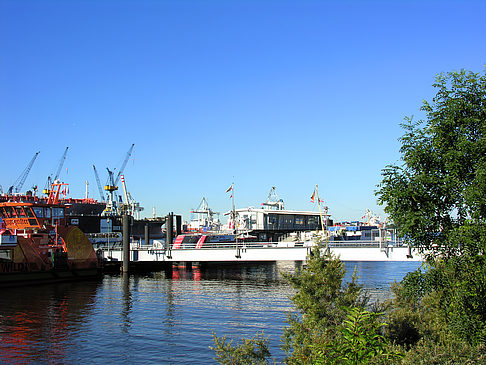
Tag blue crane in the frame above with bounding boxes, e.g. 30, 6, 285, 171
8, 151, 40, 194
114, 143, 135, 187
92, 165, 106, 202
43, 147, 69, 195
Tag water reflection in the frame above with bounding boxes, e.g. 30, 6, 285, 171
0, 280, 101, 363
121, 273, 132, 333
0, 261, 420, 364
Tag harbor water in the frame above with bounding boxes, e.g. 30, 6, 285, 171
0, 261, 420, 364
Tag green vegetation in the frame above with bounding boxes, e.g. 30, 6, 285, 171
210, 330, 272, 365
377, 69, 486, 355
211, 69, 486, 363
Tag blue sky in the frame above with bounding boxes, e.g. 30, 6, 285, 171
1, 0, 485, 222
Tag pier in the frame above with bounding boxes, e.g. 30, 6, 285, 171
99, 240, 422, 273
95, 207, 423, 273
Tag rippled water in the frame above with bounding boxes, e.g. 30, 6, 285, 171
0, 261, 420, 364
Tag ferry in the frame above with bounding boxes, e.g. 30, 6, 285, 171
0, 183, 103, 287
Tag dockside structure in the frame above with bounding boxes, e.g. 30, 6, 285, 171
226, 207, 333, 241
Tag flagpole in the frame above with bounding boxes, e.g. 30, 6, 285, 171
226, 182, 236, 234
230, 182, 241, 258
314, 184, 329, 253
231, 183, 235, 220
314, 185, 326, 232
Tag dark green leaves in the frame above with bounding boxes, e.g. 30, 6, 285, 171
377, 69, 486, 258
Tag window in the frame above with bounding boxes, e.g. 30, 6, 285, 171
307, 216, 318, 229
32, 207, 44, 218
24, 207, 35, 218
268, 215, 279, 225
4, 207, 14, 218
52, 208, 64, 218
295, 216, 305, 226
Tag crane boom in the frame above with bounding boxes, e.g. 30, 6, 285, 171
54, 147, 69, 181
9, 151, 40, 194
120, 174, 130, 204
114, 143, 134, 186
92, 165, 105, 201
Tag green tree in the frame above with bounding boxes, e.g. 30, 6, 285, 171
377, 69, 486, 259
377, 69, 486, 346
281, 246, 363, 364
310, 306, 403, 365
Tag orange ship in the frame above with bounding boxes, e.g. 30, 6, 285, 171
0, 183, 102, 286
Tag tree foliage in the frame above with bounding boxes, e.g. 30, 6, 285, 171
212, 246, 401, 364
377, 69, 486, 347
317, 306, 403, 365
281, 247, 364, 364
377, 69, 486, 259
210, 330, 272, 365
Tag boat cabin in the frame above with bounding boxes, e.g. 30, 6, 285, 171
0, 202, 66, 231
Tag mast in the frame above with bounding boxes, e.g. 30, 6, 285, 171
225, 182, 238, 234
230, 183, 236, 234
314, 185, 326, 232
229, 182, 241, 258
314, 184, 329, 253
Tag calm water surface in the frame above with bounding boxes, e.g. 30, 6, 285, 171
0, 261, 420, 364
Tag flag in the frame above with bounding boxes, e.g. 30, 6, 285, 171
310, 190, 315, 203
225, 184, 233, 193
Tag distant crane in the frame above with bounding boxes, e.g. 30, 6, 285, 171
114, 143, 135, 187
104, 167, 119, 214
8, 151, 40, 194
105, 167, 117, 196
119, 174, 144, 218
92, 165, 106, 202
103, 143, 135, 215
43, 147, 69, 195
262, 186, 285, 210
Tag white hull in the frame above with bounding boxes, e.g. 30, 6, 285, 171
101, 244, 422, 263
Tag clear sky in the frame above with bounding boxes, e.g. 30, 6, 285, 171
1, 0, 485, 223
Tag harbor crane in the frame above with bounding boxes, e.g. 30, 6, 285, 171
190, 197, 220, 230
43, 147, 69, 195
262, 186, 285, 210
114, 143, 134, 187
119, 174, 144, 219
92, 165, 106, 202
105, 168, 117, 195
103, 144, 135, 215
104, 167, 118, 214
8, 151, 40, 195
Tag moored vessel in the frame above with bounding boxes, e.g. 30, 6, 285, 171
0, 183, 103, 287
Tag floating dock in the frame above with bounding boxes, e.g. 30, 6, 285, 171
99, 240, 422, 272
